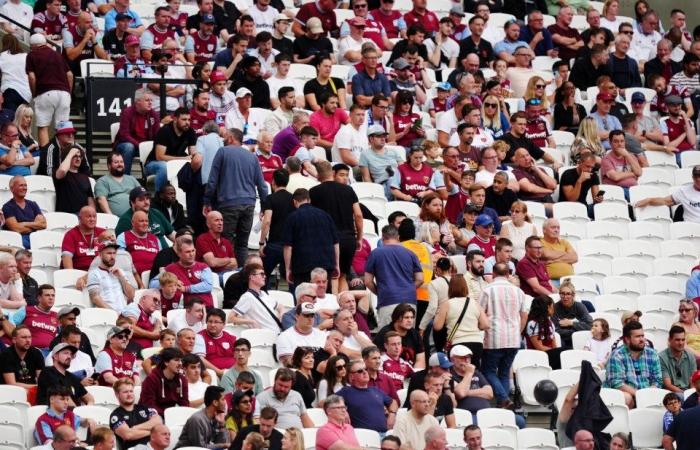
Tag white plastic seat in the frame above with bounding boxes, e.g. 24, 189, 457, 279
637, 295, 679, 323
397, 388, 407, 406
629, 408, 664, 448
592, 202, 631, 224
617, 239, 658, 262
610, 256, 653, 284
305, 408, 327, 427
560, 349, 597, 370
301, 428, 316, 450
585, 221, 627, 242
167, 426, 182, 450
444, 428, 465, 448
653, 258, 692, 283
550, 368, 579, 410
643, 276, 685, 301
450, 408, 472, 428
601, 276, 642, 299
53, 269, 87, 289
635, 387, 671, 410
248, 348, 278, 388
74, 405, 111, 439
660, 239, 698, 265
553, 201, 590, 225
386, 200, 420, 219
26, 405, 47, 447
0, 230, 23, 248
166, 160, 188, 187
481, 428, 516, 450
629, 185, 667, 206
571, 330, 592, 350
517, 428, 557, 450
514, 358, 552, 406
0, 405, 25, 442
361, 198, 388, 219
558, 220, 586, 243
352, 182, 387, 200
79, 307, 119, 335
639, 167, 675, 189
449, 255, 466, 275
573, 257, 611, 286
641, 313, 671, 352
44, 212, 79, 233
29, 230, 64, 252
288, 64, 317, 82
475, 409, 519, 446
85, 386, 119, 410
512, 349, 550, 371
600, 388, 630, 434
669, 222, 700, 248
355, 428, 381, 449
680, 150, 700, 168
240, 328, 278, 348
164, 406, 198, 427
597, 184, 628, 204
559, 275, 599, 298
53, 288, 89, 310
674, 167, 693, 186
267, 290, 295, 310
138, 141, 154, 176
593, 294, 637, 316
628, 221, 667, 242
524, 201, 547, 220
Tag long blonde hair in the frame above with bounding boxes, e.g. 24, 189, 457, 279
602, 0, 619, 18
13, 104, 35, 138
523, 76, 550, 110
573, 117, 605, 159
481, 94, 503, 131
285, 428, 305, 450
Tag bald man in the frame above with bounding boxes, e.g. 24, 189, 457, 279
393, 390, 440, 450
132, 424, 171, 450
117, 210, 162, 275
43, 424, 78, 450
425, 425, 448, 450
61, 206, 105, 271
195, 211, 237, 283
574, 430, 595, 450
62, 11, 108, 76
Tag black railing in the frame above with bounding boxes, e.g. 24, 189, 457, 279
0, 12, 61, 50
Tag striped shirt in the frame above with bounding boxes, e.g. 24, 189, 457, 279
479, 277, 527, 349
670, 71, 700, 93
605, 344, 662, 390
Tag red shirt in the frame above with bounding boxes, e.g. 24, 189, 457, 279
430, 97, 447, 113
403, 8, 439, 36
467, 235, 496, 258
164, 261, 214, 307
257, 151, 284, 184
61, 226, 105, 271
24, 305, 59, 349
64, 10, 80, 31
393, 112, 421, 147
380, 354, 413, 390
346, 17, 386, 50
662, 116, 695, 151
198, 329, 236, 369
189, 31, 218, 62
31, 11, 66, 41
160, 288, 184, 315
516, 256, 553, 297
189, 107, 216, 135
370, 8, 402, 39
195, 232, 235, 273
525, 118, 550, 148
295, 2, 338, 35
98, 347, 137, 386
445, 189, 469, 224
146, 24, 176, 49
396, 162, 433, 198
121, 230, 160, 274
35, 410, 78, 444
132, 305, 157, 350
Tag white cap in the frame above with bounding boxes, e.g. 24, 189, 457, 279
235, 87, 253, 98
29, 34, 47, 46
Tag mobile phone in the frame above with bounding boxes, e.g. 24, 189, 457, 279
91, 372, 100, 381
597, 190, 606, 197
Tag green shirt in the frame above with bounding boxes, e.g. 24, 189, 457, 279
659, 348, 697, 390
115, 208, 174, 248
94, 174, 141, 217
219, 367, 264, 395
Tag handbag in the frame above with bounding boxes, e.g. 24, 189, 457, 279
443, 296, 470, 353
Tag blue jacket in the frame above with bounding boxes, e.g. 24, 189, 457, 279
204, 145, 268, 208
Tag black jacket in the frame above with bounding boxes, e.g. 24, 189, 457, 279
151, 197, 187, 232
566, 360, 613, 449
569, 57, 611, 91
644, 57, 683, 87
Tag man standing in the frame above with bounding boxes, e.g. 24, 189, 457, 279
87, 239, 135, 311
25, 33, 72, 146
516, 236, 557, 297
659, 325, 697, 395
176, 386, 228, 448
260, 169, 294, 282
606, 321, 663, 408
283, 188, 339, 287
311, 161, 363, 292
204, 127, 268, 264
480, 263, 527, 409
110, 378, 162, 450
94, 152, 141, 217
541, 218, 578, 284
255, 368, 314, 429
394, 390, 440, 450
365, 225, 423, 328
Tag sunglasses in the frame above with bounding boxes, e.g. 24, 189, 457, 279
484, 102, 498, 108
679, 308, 693, 312
352, 368, 367, 374
535, 84, 546, 89
336, 364, 346, 370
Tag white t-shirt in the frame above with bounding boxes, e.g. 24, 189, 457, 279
338, 35, 371, 66
0, 1, 32, 36
275, 326, 327, 358
672, 184, 700, 223
246, 4, 278, 33
188, 380, 209, 402
234, 290, 281, 333
315, 294, 339, 311
472, 127, 494, 151
474, 168, 515, 187
342, 331, 370, 351
166, 311, 206, 355
423, 36, 460, 69
224, 107, 268, 143
86, 267, 127, 312
436, 108, 460, 147
266, 75, 303, 100
331, 124, 369, 165
249, 48, 279, 76
0, 51, 30, 102
600, 17, 624, 34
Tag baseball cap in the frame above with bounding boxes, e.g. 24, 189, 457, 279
115, 12, 132, 21
125, 34, 140, 47
201, 13, 216, 24
295, 302, 317, 316
666, 95, 683, 105
449, 5, 465, 16
57, 306, 81, 318
367, 124, 388, 137
692, 370, 700, 384
436, 82, 452, 91
210, 70, 227, 83
630, 92, 646, 103
55, 120, 76, 135
621, 310, 642, 323
307, 17, 324, 34
275, 13, 290, 22
29, 34, 46, 46
450, 345, 473, 358
392, 57, 411, 70
51, 342, 78, 357
348, 17, 366, 28
596, 92, 615, 102
106, 326, 131, 340
428, 352, 454, 369
235, 87, 253, 98
474, 214, 494, 227
98, 239, 120, 252
129, 186, 150, 202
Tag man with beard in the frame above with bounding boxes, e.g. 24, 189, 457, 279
660, 96, 697, 166
184, 14, 220, 63
152, 237, 214, 308
37, 342, 94, 406
264, 86, 297, 136
151, 184, 186, 232
231, 55, 271, 109
188, 90, 216, 136
176, 386, 228, 448
231, 407, 283, 450
95, 326, 139, 386
0, 325, 44, 387
606, 321, 662, 408
140, 347, 189, 415
87, 238, 135, 311
95, 152, 141, 217
255, 368, 314, 428
147, 107, 199, 193
110, 378, 162, 450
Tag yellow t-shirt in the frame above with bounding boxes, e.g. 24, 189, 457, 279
541, 237, 575, 280
226, 416, 254, 433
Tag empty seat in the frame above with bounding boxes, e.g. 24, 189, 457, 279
560, 349, 597, 370
644, 276, 685, 301
517, 428, 557, 450
610, 256, 653, 284
635, 387, 671, 410
386, 201, 420, 219
585, 221, 628, 242
593, 294, 637, 316
571, 330, 592, 350
653, 258, 692, 283
573, 257, 611, 287
637, 295, 679, 323
628, 221, 667, 242
0, 230, 23, 248
44, 212, 78, 233
669, 222, 700, 248
629, 408, 664, 448
593, 202, 631, 224
660, 240, 698, 265
575, 239, 618, 260
52, 269, 87, 289
553, 202, 590, 225
476, 409, 519, 446
558, 220, 586, 243
617, 239, 658, 261
601, 276, 642, 299
600, 388, 630, 434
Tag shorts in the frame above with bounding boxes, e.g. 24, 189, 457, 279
34, 90, 71, 127
338, 235, 357, 275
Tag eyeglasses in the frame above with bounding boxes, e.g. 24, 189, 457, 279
115, 334, 130, 340
352, 367, 367, 374
234, 348, 250, 353
484, 102, 498, 108
328, 405, 348, 410
353, 3, 367, 7
621, 30, 634, 35
3, 133, 18, 138
511, 209, 524, 213
535, 84, 546, 89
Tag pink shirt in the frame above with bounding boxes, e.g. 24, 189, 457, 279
601, 152, 638, 188
316, 421, 360, 450
309, 109, 349, 143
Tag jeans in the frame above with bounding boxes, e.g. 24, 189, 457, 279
220, 204, 254, 264
145, 160, 168, 192
2, 88, 28, 114
482, 348, 519, 403
262, 241, 285, 288
115, 141, 136, 175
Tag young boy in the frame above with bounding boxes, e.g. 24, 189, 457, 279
141, 329, 177, 375
663, 392, 682, 432
184, 353, 209, 408
35, 385, 96, 444
159, 271, 183, 317
428, 82, 451, 125
289, 125, 320, 178
445, 170, 475, 224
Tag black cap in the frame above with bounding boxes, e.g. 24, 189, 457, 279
129, 186, 150, 202
115, 12, 132, 21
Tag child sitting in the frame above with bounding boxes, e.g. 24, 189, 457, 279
428, 82, 451, 126
159, 271, 184, 317
663, 392, 682, 433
